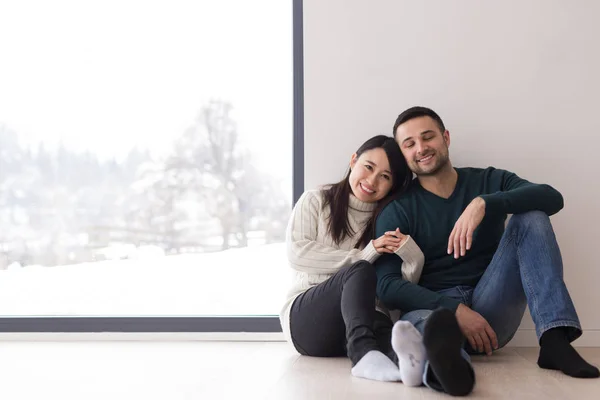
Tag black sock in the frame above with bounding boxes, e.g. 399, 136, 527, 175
423, 308, 475, 396
538, 327, 600, 378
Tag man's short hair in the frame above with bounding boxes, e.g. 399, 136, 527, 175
393, 106, 446, 138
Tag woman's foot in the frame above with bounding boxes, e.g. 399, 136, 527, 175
351, 350, 402, 382
391, 320, 426, 386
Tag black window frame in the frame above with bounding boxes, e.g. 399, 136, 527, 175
0, 0, 304, 334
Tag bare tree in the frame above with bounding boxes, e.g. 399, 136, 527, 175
166, 100, 279, 250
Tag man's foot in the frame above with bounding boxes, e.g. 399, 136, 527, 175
391, 320, 426, 386
538, 327, 600, 378
423, 308, 475, 396
351, 350, 402, 382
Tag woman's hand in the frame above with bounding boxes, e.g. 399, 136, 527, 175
372, 228, 406, 254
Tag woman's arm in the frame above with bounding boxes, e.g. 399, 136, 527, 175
287, 191, 379, 274
394, 236, 425, 284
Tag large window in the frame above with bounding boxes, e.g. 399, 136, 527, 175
0, 0, 296, 327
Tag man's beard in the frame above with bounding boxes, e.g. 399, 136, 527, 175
411, 150, 449, 177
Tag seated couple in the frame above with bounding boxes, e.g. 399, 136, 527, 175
279, 106, 599, 396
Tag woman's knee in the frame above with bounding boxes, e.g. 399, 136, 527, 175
347, 260, 374, 270
343, 260, 376, 284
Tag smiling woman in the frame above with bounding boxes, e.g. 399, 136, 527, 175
280, 134, 423, 382
0, 0, 296, 331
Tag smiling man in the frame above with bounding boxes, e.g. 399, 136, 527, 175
374, 106, 599, 396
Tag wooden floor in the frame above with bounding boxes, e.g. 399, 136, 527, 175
0, 341, 598, 399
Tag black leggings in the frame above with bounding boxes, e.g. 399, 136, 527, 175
289, 260, 396, 366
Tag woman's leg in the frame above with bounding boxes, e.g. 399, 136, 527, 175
289, 261, 401, 381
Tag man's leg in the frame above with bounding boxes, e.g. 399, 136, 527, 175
373, 312, 427, 386
469, 229, 529, 349
401, 293, 475, 396
471, 211, 598, 378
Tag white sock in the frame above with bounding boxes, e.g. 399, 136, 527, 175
351, 350, 402, 382
391, 321, 426, 386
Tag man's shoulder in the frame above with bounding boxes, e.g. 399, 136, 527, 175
457, 166, 488, 175
458, 166, 513, 175
389, 178, 420, 203
376, 188, 413, 228
378, 179, 421, 218
458, 166, 515, 182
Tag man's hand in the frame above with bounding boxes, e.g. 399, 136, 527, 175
448, 197, 486, 259
455, 303, 498, 355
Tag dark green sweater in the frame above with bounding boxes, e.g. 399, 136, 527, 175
374, 167, 564, 312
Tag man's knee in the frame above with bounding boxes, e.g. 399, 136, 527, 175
402, 309, 433, 321
400, 309, 433, 334
496, 330, 518, 349
510, 210, 550, 225
508, 210, 553, 232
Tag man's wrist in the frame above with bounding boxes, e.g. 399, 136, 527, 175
456, 303, 469, 316
475, 196, 486, 210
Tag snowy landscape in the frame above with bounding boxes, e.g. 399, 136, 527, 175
0, 0, 292, 317
0, 242, 290, 316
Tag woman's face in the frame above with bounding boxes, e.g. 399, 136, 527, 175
348, 148, 394, 203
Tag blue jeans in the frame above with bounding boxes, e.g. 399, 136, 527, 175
402, 211, 582, 391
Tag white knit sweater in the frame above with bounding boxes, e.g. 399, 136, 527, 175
279, 189, 425, 344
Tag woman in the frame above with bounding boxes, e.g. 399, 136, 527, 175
280, 135, 426, 384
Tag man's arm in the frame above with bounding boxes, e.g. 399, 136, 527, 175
374, 202, 461, 312
449, 168, 563, 258
480, 168, 564, 216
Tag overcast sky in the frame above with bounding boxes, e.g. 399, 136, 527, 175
0, 0, 293, 178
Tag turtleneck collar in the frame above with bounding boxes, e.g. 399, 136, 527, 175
348, 194, 378, 212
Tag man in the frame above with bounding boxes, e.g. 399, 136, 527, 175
374, 106, 599, 396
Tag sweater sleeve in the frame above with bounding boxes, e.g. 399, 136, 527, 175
394, 236, 425, 284
286, 191, 379, 274
374, 202, 461, 312
479, 168, 564, 216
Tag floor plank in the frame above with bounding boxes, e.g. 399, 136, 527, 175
0, 342, 598, 399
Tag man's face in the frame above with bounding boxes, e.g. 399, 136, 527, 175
394, 116, 451, 176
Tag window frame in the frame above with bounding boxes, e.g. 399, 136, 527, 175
0, 0, 304, 334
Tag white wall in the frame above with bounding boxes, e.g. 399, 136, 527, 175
303, 0, 600, 345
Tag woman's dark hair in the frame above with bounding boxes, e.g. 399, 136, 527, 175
321, 135, 412, 249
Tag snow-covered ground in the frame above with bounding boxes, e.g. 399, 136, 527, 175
0, 243, 291, 316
